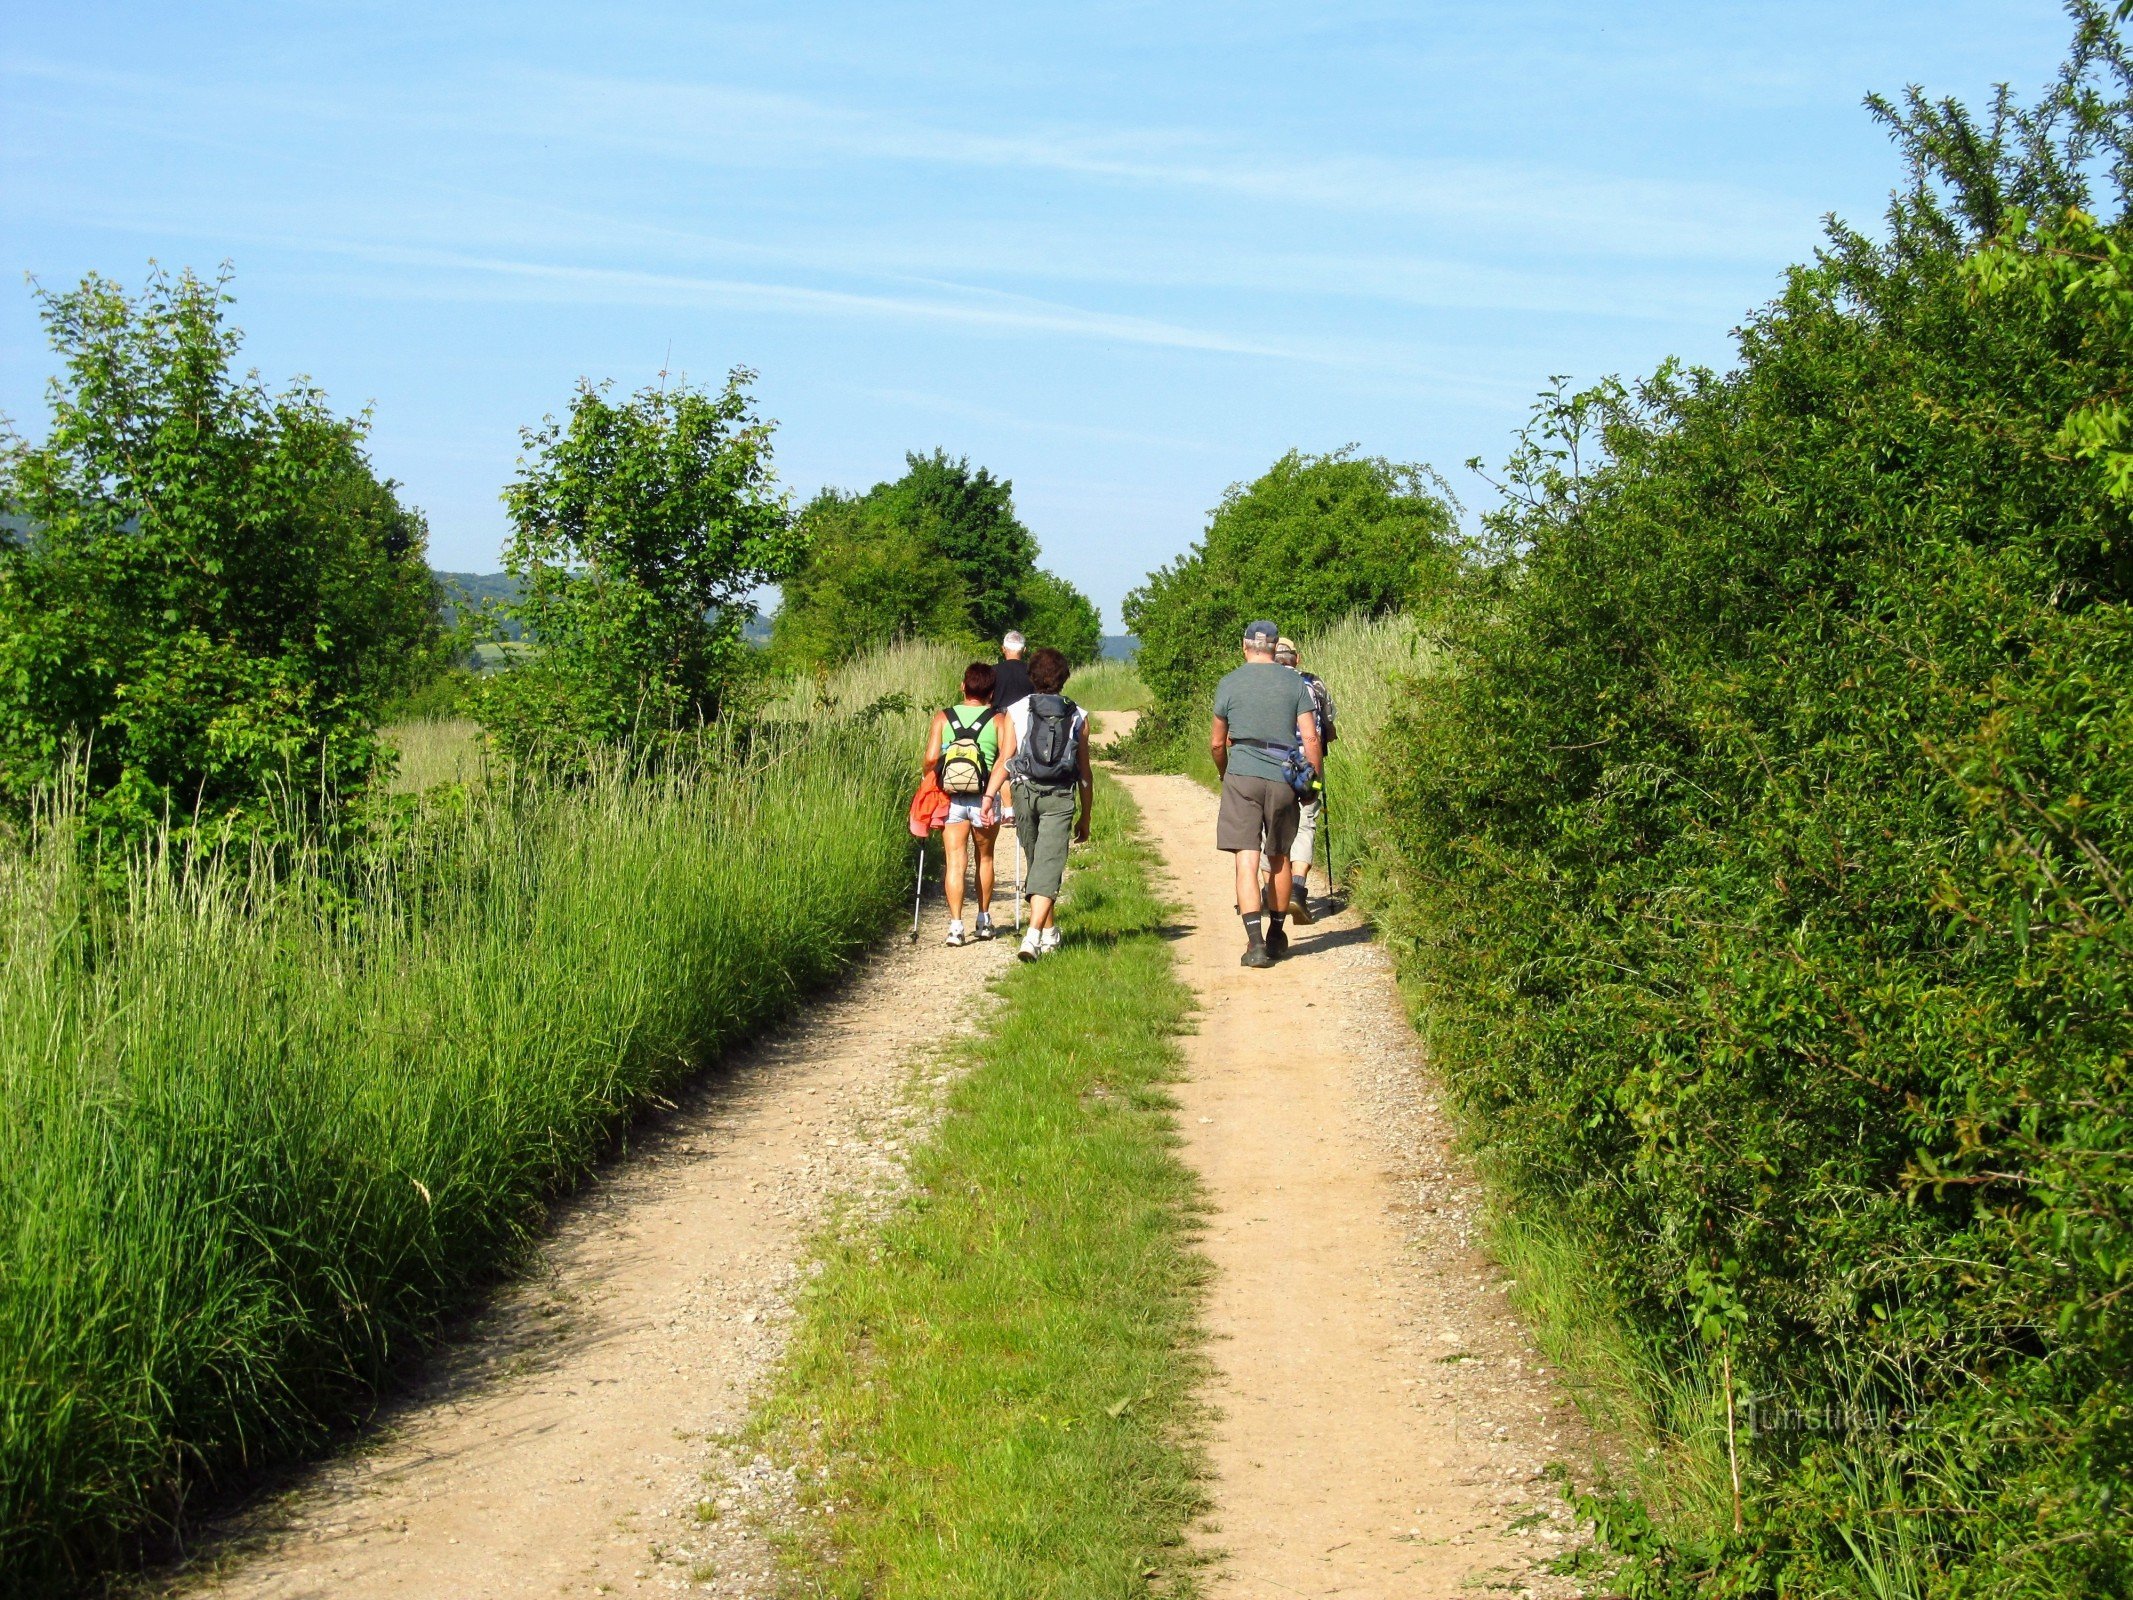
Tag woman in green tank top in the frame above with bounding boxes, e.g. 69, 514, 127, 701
923, 662, 1005, 946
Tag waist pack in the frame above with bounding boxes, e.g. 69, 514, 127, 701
937, 705, 997, 796
1246, 738, 1319, 799
1016, 694, 1081, 789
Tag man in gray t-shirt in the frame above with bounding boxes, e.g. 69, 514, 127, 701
1211, 620, 1322, 968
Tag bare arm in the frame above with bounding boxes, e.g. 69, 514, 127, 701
981, 715, 1018, 812
1297, 710, 1323, 774
1210, 713, 1230, 779
923, 710, 946, 772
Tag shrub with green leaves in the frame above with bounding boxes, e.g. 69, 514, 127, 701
772, 486, 978, 667
1018, 565, 1103, 665
772, 449, 1098, 667
0, 268, 440, 839
1120, 448, 1458, 763
1373, 14, 2133, 1592
477, 370, 799, 762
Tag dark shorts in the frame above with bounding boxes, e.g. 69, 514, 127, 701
1217, 772, 1298, 856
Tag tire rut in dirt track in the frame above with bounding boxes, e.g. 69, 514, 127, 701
1116, 768, 1593, 1599
174, 890, 1016, 1600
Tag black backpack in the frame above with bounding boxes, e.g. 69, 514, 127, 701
1017, 694, 1081, 789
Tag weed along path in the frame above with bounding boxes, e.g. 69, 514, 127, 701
1114, 763, 1590, 1599
183, 925, 1016, 1600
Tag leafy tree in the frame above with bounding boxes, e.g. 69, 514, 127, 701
0, 267, 439, 837
1123, 449, 1458, 756
881, 448, 1038, 641
1377, 9, 2133, 1590
769, 488, 973, 667
1019, 566, 1103, 665
477, 370, 799, 762
774, 449, 1057, 665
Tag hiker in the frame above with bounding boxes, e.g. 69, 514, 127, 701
1212, 620, 1322, 968
1273, 636, 1337, 925
923, 662, 1004, 946
991, 629, 1033, 711
981, 646, 1091, 962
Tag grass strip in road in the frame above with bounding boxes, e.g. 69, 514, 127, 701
760, 772, 1208, 1598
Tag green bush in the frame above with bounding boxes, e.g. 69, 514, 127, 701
1372, 18, 2133, 1592
0, 268, 440, 840
772, 486, 978, 668
773, 450, 1096, 668
1019, 565, 1103, 665
1119, 449, 1458, 763
0, 713, 921, 1591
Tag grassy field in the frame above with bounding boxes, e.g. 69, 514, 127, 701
759, 773, 1209, 1598
1060, 658, 1150, 712
0, 654, 958, 1591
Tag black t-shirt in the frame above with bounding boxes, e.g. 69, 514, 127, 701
992, 657, 1033, 710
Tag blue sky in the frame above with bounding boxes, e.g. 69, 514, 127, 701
0, 1, 2076, 627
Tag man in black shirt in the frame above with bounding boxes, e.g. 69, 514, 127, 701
991, 629, 1033, 710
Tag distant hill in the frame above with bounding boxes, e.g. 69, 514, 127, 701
433, 571, 526, 640
430, 571, 772, 646
1101, 634, 1139, 661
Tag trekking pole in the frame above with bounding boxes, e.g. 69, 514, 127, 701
1013, 830, 1025, 931
1321, 771, 1337, 893
908, 841, 926, 943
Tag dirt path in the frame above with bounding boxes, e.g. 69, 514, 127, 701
1116, 765, 1589, 1599
178, 878, 1017, 1600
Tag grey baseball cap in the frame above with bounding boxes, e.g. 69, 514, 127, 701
1243, 619, 1280, 647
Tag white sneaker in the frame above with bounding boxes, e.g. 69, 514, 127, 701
1040, 928, 1062, 953
1017, 930, 1042, 963
974, 913, 995, 941
945, 920, 967, 948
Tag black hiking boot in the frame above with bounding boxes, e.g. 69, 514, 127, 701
1240, 943, 1274, 969
1264, 924, 1290, 960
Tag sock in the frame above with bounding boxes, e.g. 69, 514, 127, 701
1241, 912, 1264, 947
1269, 910, 1286, 933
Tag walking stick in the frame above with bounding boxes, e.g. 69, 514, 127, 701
1013, 828, 1025, 931
908, 841, 926, 942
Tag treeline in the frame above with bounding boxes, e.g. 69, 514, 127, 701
1126, 9, 2132, 1595
0, 269, 1090, 839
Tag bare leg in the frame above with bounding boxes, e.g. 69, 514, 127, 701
974, 824, 998, 914
1266, 851, 1294, 914
1028, 894, 1056, 931
944, 822, 970, 922
1233, 848, 1266, 915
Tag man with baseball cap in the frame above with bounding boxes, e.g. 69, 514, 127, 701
1211, 620, 1322, 967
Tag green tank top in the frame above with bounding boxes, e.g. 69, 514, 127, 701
944, 704, 1000, 763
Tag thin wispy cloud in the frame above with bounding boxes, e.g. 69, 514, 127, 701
293, 244, 1319, 361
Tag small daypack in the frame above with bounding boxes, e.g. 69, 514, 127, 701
937, 705, 997, 796
1304, 672, 1338, 748
1016, 694, 1081, 789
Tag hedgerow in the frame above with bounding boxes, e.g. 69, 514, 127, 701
1375, 11, 2133, 1593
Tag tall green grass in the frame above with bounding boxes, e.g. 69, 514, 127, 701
0, 703, 938, 1589
1279, 613, 1436, 895
1059, 658, 1150, 712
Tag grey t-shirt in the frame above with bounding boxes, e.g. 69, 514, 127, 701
1213, 662, 1314, 783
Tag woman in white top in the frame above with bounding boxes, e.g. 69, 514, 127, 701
982, 647, 1091, 961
